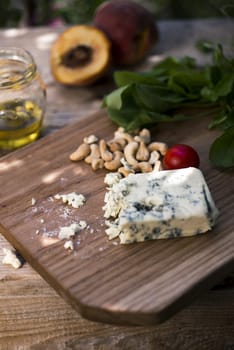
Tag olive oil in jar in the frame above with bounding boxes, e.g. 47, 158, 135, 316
0, 99, 43, 149
0, 47, 46, 150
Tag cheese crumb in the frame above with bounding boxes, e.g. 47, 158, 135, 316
64, 240, 74, 250
58, 221, 87, 240
54, 192, 86, 208
31, 197, 37, 205
83, 134, 99, 144
104, 172, 122, 187
2, 248, 22, 269
78, 220, 87, 229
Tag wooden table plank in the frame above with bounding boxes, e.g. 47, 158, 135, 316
0, 255, 233, 350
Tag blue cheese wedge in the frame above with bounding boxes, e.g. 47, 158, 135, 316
103, 167, 219, 244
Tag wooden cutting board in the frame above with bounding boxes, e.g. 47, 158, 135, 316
0, 110, 233, 326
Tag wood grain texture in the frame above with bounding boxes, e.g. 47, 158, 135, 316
0, 109, 233, 326
1, 234, 232, 350
0, 280, 233, 350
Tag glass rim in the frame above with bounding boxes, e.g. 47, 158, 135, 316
0, 47, 37, 88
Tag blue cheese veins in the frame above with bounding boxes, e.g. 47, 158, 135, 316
103, 167, 219, 244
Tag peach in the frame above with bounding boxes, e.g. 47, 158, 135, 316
50, 25, 111, 86
93, 0, 159, 65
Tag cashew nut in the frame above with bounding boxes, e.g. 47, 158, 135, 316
118, 166, 133, 177
69, 143, 90, 161
139, 128, 151, 144
70, 127, 167, 176
148, 142, 168, 155
114, 127, 133, 143
136, 141, 150, 161
133, 162, 153, 173
99, 139, 113, 162
149, 150, 160, 164
153, 160, 163, 172
104, 151, 123, 171
108, 137, 127, 152
120, 157, 133, 171
84, 144, 101, 164
124, 141, 139, 166
91, 158, 104, 171
107, 141, 122, 152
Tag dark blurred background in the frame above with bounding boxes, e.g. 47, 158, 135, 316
1, 0, 234, 27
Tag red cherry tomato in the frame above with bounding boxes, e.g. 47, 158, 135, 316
163, 144, 200, 170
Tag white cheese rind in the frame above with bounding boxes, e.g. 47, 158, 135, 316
103, 167, 219, 244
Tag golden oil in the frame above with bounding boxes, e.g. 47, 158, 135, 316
0, 99, 43, 149
0, 47, 46, 150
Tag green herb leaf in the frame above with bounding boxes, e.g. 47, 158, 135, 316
114, 71, 160, 86
103, 44, 234, 168
209, 126, 234, 168
196, 39, 217, 53
209, 108, 234, 130
208, 110, 228, 129
134, 84, 185, 112
201, 74, 234, 102
152, 56, 196, 73
103, 85, 131, 110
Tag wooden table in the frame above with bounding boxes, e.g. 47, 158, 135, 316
0, 19, 233, 350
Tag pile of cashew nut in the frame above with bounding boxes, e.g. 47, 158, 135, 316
69, 127, 168, 177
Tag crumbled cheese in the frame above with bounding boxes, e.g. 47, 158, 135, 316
78, 220, 87, 229
58, 221, 87, 240
54, 192, 86, 208
2, 248, 22, 269
105, 220, 120, 239
103, 167, 219, 244
58, 223, 80, 240
83, 134, 99, 144
64, 240, 74, 250
104, 172, 122, 187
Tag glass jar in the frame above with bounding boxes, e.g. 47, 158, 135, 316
0, 47, 46, 150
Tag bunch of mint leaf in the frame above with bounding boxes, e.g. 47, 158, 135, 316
103, 45, 234, 168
